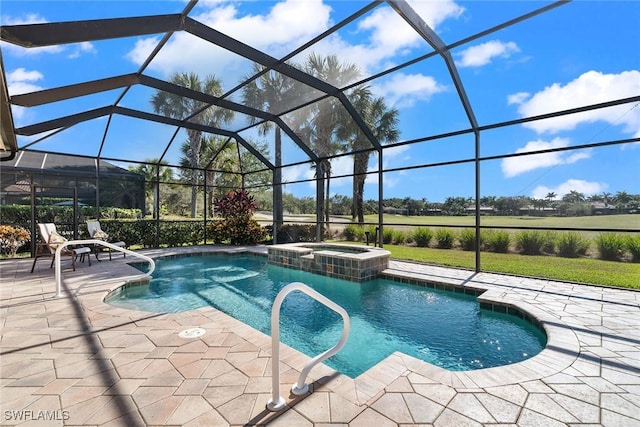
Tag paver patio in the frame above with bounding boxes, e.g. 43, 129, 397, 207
1, 245, 639, 426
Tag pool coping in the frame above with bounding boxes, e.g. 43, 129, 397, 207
92, 247, 580, 406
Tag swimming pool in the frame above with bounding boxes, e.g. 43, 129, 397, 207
105, 253, 547, 378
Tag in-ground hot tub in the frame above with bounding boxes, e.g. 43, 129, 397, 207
268, 242, 390, 282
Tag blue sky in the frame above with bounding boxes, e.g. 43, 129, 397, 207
2, 0, 639, 203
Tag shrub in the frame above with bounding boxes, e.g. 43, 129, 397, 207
224, 216, 266, 245
213, 190, 266, 245
382, 227, 394, 244
342, 224, 360, 241
595, 233, 626, 261
556, 232, 590, 258
435, 228, 455, 249
276, 224, 316, 242
515, 230, 547, 255
458, 228, 478, 251
366, 225, 379, 242
625, 235, 640, 262
0, 225, 31, 257
99, 207, 141, 219
392, 230, 407, 245
0, 205, 31, 224
542, 231, 557, 254
482, 230, 510, 253
413, 227, 432, 247
157, 221, 205, 247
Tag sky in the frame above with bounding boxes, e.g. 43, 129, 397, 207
2, 0, 639, 203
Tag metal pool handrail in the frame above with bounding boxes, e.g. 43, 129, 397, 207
267, 281, 351, 412
54, 239, 155, 298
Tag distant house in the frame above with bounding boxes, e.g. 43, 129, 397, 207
465, 206, 496, 215
518, 205, 557, 216
0, 150, 145, 210
590, 202, 617, 215
383, 206, 408, 215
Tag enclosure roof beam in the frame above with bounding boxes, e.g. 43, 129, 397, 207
10, 74, 139, 107
0, 15, 184, 47
14, 105, 274, 169
387, 0, 478, 131
11, 72, 318, 163
0, 52, 17, 160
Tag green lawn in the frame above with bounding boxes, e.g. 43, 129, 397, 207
382, 244, 639, 289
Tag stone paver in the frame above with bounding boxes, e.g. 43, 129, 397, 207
1, 245, 639, 426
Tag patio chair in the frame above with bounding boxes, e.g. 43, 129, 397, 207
86, 220, 126, 260
30, 223, 91, 273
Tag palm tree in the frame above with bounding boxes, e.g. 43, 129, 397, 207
545, 192, 557, 204
197, 136, 238, 217
128, 159, 172, 219
151, 72, 233, 217
297, 53, 361, 232
563, 190, 585, 204
241, 64, 298, 229
338, 86, 399, 223
614, 190, 631, 212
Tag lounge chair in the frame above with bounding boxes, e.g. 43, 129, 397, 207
30, 223, 91, 273
86, 220, 126, 260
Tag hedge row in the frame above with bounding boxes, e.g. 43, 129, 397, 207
0, 205, 141, 226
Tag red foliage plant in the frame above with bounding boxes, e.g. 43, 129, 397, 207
214, 189, 257, 219
212, 190, 265, 245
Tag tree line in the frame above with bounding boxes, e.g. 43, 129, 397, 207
250, 190, 640, 217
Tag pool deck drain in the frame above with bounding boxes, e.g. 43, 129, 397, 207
1, 244, 639, 426
179, 327, 206, 339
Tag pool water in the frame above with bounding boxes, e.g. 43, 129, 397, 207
106, 254, 547, 377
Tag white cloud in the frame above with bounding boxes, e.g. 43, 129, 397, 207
282, 163, 312, 184
383, 144, 410, 159
9, 105, 28, 124
406, 0, 466, 29
2, 13, 47, 25
67, 42, 96, 59
6, 68, 44, 95
373, 73, 447, 108
531, 179, 607, 200
501, 137, 590, 178
507, 92, 529, 105
509, 70, 640, 137
455, 40, 520, 68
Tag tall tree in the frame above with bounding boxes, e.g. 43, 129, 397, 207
241, 64, 297, 229
545, 192, 557, 205
297, 54, 361, 232
563, 190, 585, 204
194, 136, 237, 217
128, 159, 172, 219
338, 86, 399, 223
151, 72, 233, 217
614, 190, 631, 212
